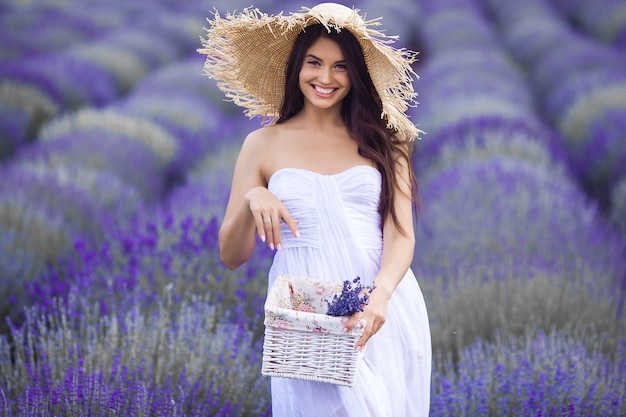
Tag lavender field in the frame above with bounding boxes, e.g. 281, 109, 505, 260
1, 0, 625, 415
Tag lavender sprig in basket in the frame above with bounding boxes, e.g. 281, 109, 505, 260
326, 276, 375, 317
262, 274, 375, 386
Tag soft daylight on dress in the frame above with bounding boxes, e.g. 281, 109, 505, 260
267, 165, 431, 417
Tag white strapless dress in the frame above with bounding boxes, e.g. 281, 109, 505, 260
267, 166, 431, 417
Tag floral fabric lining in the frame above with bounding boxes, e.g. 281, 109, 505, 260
264, 274, 365, 336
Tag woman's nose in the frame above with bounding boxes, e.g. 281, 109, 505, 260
318, 66, 332, 84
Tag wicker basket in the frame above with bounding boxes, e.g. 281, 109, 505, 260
262, 274, 365, 387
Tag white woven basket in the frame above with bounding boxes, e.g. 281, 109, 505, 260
262, 274, 366, 387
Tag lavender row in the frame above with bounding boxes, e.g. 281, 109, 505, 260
409, 0, 567, 170
548, 0, 626, 49
0, 3, 131, 60
414, 0, 622, 300
0, 5, 208, 160
415, 157, 626, 351
0, 53, 250, 330
0, 290, 271, 416
480, 0, 626, 206
21, 198, 272, 329
431, 330, 626, 416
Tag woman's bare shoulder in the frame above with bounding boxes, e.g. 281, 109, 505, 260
236, 125, 286, 181
238, 125, 276, 156
243, 124, 286, 146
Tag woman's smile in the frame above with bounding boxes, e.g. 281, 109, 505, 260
312, 84, 338, 97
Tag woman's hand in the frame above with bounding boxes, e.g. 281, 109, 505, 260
343, 287, 391, 351
245, 186, 300, 251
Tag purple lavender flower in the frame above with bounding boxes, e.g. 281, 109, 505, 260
430, 331, 626, 417
325, 277, 375, 317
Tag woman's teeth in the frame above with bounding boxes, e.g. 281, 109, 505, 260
314, 85, 335, 94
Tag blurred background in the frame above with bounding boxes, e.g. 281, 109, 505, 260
1, 0, 625, 415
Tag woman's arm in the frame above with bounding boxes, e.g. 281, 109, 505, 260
345, 154, 416, 350
218, 129, 299, 269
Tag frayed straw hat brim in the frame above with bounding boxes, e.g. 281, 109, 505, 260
198, 2, 422, 140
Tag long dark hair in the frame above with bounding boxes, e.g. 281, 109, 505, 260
277, 24, 421, 234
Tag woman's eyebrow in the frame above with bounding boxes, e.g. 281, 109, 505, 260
305, 53, 346, 64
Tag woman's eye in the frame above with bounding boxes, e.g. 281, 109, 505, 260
335, 64, 348, 71
306, 60, 320, 66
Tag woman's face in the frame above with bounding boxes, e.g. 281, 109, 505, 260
298, 36, 351, 111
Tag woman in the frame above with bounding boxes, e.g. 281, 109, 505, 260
199, 3, 431, 416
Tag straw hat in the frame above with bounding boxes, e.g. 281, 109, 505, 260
198, 2, 422, 140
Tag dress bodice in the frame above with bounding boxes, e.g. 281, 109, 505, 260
267, 165, 383, 252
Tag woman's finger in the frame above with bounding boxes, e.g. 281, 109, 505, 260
281, 210, 300, 239
263, 213, 276, 250
343, 313, 364, 332
356, 323, 374, 351
253, 212, 268, 242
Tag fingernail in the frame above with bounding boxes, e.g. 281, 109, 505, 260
343, 327, 348, 333
340, 317, 348, 324
295, 230, 300, 238
269, 242, 274, 250
355, 345, 362, 352
276, 243, 282, 251
260, 234, 266, 242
